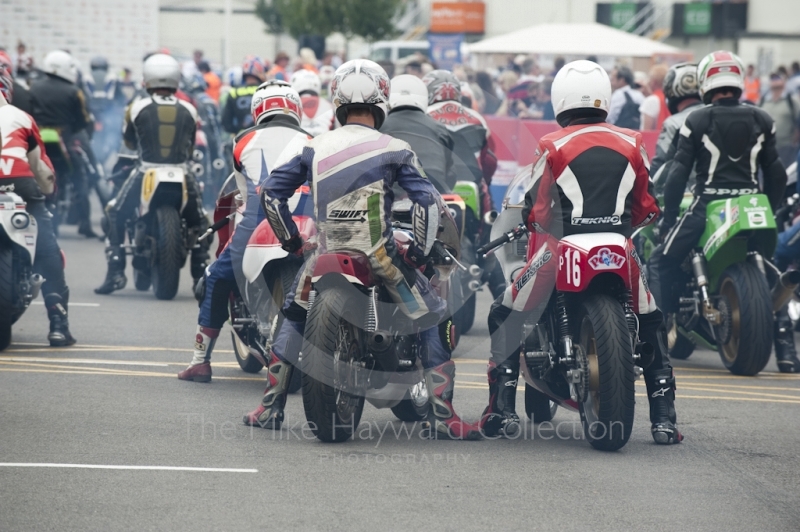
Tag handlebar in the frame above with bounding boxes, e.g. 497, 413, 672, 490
198, 214, 233, 242
476, 224, 528, 257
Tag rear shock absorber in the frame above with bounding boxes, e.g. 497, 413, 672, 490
557, 292, 573, 364
365, 287, 378, 333
691, 251, 721, 326
623, 289, 638, 340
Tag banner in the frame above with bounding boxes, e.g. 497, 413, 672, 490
427, 33, 464, 71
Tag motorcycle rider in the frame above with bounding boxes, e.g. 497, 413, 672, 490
95, 53, 209, 294
86, 56, 127, 169
29, 50, 98, 237
177, 81, 310, 382
244, 60, 481, 440
221, 56, 266, 135
380, 74, 455, 193
650, 63, 704, 195
0, 51, 35, 116
650, 51, 793, 373
0, 66, 76, 346
484, 60, 682, 445
290, 69, 334, 137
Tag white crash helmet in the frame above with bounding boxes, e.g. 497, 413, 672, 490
251, 80, 303, 125
389, 74, 428, 112
663, 62, 700, 114
698, 51, 745, 104
330, 59, 390, 129
551, 60, 611, 127
143, 53, 180, 91
225, 66, 244, 88
291, 69, 322, 96
43, 50, 78, 84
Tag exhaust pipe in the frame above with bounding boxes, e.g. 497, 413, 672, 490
368, 331, 393, 353
29, 274, 45, 300
212, 158, 226, 171
772, 270, 800, 312
368, 330, 399, 374
468, 264, 483, 278
468, 279, 481, 292
635, 341, 655, 369
191, 162, 205, 178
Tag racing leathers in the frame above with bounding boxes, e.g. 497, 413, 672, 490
0, 96, 75, 346
247, 123, 480, 439
221, 85, 258, 134
95, 92, 208, 294
380, 106, 456, 193
178, 115, 311, 382
299, 93, 335, 137
650, 101, 704, 195
30, 72, 99, 236
485, 118, 681, 443
649, 97, 792, 372
427, 99, 497, 219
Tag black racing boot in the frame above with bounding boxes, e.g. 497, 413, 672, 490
645, 369, 683, 445
774, 310, 800, 374
243, 352, 294, 429
77, 219, 97, 238
480, 361, 521, 438
45, 291, 76, 347
94, 246, 127, 295
190, 244, 210, 284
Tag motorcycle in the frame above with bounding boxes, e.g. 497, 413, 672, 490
300, 201, 462, 442
480, 166, 649, 451
125, 164, 199, 300
201, 175, 312, 393
639, 193, 786, 376
0, 192, 44, 351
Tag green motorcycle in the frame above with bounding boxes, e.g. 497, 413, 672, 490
643, 193, 786, 376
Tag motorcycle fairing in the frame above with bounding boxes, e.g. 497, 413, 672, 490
0, 192, 37, 263
242, 215, 315, 283
139, 165, 188, 216
556, 233, 632, 293
453, 180, 480, 217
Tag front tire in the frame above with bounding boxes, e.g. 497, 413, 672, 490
151, 206, 182, 300
716, 263, 773, 376
577, 294, 635, 452
0, 247, 14, 351
301, 287, 366, 443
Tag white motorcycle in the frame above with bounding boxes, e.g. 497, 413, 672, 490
124, 165, 199, 300
0, 192, 44, 350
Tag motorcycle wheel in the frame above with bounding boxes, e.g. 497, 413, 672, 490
716, 263, 773, 376
302, 286, 366, 443
525, 383, 557, 423
0, 247, 14, 351
391, 382, 430, 422
577, 294, 635, 452
151, 206, 183, 300
133, 268, 152, 291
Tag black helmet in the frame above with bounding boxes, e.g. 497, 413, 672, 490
90, 56, 109, 71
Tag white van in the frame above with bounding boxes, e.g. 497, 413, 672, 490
369, 41, 430, 64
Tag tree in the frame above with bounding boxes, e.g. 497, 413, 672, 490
255, 0, 403, 42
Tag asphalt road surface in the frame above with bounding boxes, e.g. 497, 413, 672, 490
2, 222, 800, 531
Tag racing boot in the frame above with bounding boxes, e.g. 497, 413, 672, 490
424, 361, 482, 440
645, 369, 683, 445
77, 219, 97, 238
774, 310, 800, 373
177, 326, 218, 382
94, 245, 127, 294
243, 352, 294, 430
45, 291, 76, 347
479, 360, 521, 438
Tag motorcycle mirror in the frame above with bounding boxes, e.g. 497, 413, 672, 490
484, 210, 498, 226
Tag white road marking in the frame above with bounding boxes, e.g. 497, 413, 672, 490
31, 302, 100, 307
0, 463, 258, 473
0, 357, 169, 367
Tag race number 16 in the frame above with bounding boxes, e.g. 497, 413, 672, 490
563, 248, 581, 286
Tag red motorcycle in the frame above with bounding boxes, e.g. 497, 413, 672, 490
301, 202, 462, 442
207, 176, 314, 385
478, 228, 652, 451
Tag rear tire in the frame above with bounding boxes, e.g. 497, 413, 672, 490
716, 263, 773, 376
0, 247, 14, 351
577, 294, 635, 452
151, 206, 182, 300
525, 383, 557, 423
455, 292, 476, 335
301, 287, 366, 443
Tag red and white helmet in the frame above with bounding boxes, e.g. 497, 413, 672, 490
697, 51, 745, 104
242, 56, 267, 83
422, 70, 462, 105
251, 80, 302, 126
0, 52, 13, 103
291, 69, 321, 95
330, 59, 390, 128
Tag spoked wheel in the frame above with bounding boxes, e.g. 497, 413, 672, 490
391, 380, 430, 422
716, 263, 772, 376
524, 383, 557, 423
302, 287, 366, 443
577, 294, 635, 452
